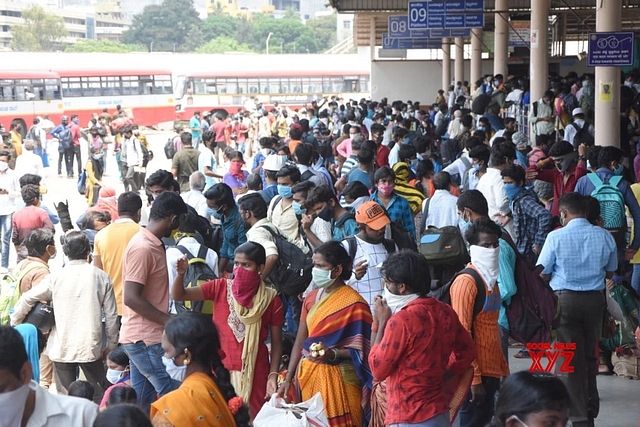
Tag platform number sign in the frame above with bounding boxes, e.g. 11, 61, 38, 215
409, 1, 429, 30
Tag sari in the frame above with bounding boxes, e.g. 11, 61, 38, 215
297, 285, 373, 427
150, 372, 237, 427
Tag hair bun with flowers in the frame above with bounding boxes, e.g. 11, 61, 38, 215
228, 396, 244, 415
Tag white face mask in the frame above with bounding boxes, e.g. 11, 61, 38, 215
106, 368, 125, 385
260, 148, 272, 157
470, 245, 500, 291
383, 285, 419, 315
0, 383, 30, 427
162, 356, 187, 382
0, 161, 8, 171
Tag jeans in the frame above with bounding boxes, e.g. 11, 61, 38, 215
54, 359, 107, 404
73, 145, 82, 174
390, 412, 449, 427
0, 214, 11, 268
122, 341, 178, 413
115, 151, 123, 181
632, 264, 640, 298
192, 136, 201, 151
122, 163, 140, 192
58, 147, 74, 176
280, 293, 302, 335
458, 376, 501, 427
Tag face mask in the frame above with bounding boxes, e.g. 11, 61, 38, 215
232, 266, 261, 307
106, 368, 125, 384
0, 383, 30, 427
229, 160, 243, 175
317, 204, 331, 222
477, 126, 486, 132
625, 81, 634, 88
472, 163, 483, 172
554, 152, 578, 173
504, 183, 523, 200
312, 267, 335, 288
613, 164, 624, 175
47, 246, 56, 259
209, 207, 224, 220
92, 154, 103, 160
470, 245, 500, 289
277, 184, 293, 199
383, 285, 420, 314
0, 161, 8, 171
410, 158, 419, 170
292, 201, 306, 215
377, 183, 394, 196
162, 356, 187, 382
458, 210, 472, 233
261, 148, 272, 157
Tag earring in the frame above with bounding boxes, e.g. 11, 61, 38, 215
183, 359, 189, 366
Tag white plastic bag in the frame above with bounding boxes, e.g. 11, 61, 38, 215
253, 392, 329, 427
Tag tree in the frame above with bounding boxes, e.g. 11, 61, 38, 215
249, 13, 319, 53
122, 0, 202, 52
65, 39, 145, 53
10, 5, 67, 52
307, 14, 337, 50
195, 36, 252, 53
201, 14, 238, 41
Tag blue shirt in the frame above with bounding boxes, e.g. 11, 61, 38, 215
220, 206, 247, 260
497, 238, 517, 330
347, 168, 371, 188
262, 184, 278, 204
370, 191, 416, 240
190, 117, 202, 138
537, 218, 617, 292
252, 152, 267, 186
574, 168, 640, 249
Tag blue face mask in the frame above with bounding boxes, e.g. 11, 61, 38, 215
209, 206, 224, 220
504, 183, 523, 201
472, 163, 483, 172
277, 184, 293, 199
477, 126, 486, 132
459, 216, 472, 234
292, 201, 306, 215
614, 164, 624, 176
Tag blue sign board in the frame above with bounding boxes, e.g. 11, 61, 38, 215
409, 0, 485, 30
389, 15, 433, 38
382, 33, 443, 50
587, 32, 635, 67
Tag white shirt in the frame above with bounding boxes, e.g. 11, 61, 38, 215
388, 143, 400, 168
181, 190, 208, 218
15, 150, 44, 178
476, 168, 515, 237
563, 119, 594, 146
11, 260, 119, 363
122, 136, 141, 166
425, 190, 459, 228
489, 129, 506, 146
341, 236, 395, 310
25, 381, 98, 427
0, 168, 19, 215
443, 153, 471, 180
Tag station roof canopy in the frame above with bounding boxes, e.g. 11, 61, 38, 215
336, 0, 640, 47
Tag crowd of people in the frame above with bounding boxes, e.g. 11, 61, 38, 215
1, 72, 640, 427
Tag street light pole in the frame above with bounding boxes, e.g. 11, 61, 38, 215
266, 32, 273, 54
150, 41, 154, 52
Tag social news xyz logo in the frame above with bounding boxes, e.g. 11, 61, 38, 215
527, 342, 576, 373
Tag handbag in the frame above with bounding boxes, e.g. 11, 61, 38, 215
254, 393, 329, 427
77, 170, 87, 195
24, 301, 55, 333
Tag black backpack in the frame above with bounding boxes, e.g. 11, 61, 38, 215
389, 219, 418, 251
345, 235, 396, 262
572, 122, 594, 147
471, 94, 492, 115
186, 205, 222, 253
259, 225, 313, 296
430, 268, 486, 318
174, 245, 217, 315
164, 137, 177, 159
441, 138, 462, 167
435, 115, 450, 137
133, 138, 150, 167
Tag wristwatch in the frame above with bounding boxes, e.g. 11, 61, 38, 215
578, 155, 587, 161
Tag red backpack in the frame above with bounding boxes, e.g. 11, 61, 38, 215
501, 231, 561, 344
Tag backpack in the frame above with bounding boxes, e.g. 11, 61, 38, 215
138, 142, 150, 167
471, 94, 492, 115
419, 225, 470, 267
430, 268, 486, 319
58, 126, 72, 151
389, 218, 418, 251
334, 212, 356, 238
501, 232, 561, 344
300, 169, 315, 182
174, 245, 216, 315
186, 205, 222, 252
345, 235, 396, 263
572, 122, 594, 147
587, 174, 626, 244
77, 170, 87, 195
441, 138, 462, 167
0, 261, 47, 325
27, 126, 41, 144
164, 137, 177, 159
435, 115, 450, 138
259, 225, 313, 296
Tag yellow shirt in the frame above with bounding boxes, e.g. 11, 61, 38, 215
93, 219, 140, 315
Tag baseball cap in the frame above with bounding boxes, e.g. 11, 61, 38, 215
572, 108, 584, 117
355, 201, 390, 231
202, 111, 211, 117
263, 154, 287, 172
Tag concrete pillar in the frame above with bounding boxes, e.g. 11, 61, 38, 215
493, 0, 508, 77
442, 38, 451, 91
530, 0, 549, 108
454, 37, 465, 85
470, 28, 483, 85
595, 0, 621, 148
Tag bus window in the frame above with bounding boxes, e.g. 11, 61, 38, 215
268, 78, 281, 94
217, 80, 227, 94
248, 78, 259, 94
322, 77, 332, 92
290, 78, 302, 93
308, 78, 322, 94
82, 77, 101, 96
237, 78, 248, 94
121, 76, 136, 95
44, 78, 61, 100
225, 79, 238, 94
62, 77, 82, 97
154, 75, 172, 94
202, 78, 217, 94
260, 79, 270, 94
0, 80, 12, 101
102, 76, 121, 96
359, 77, 369, 92
280, 78, 290, 93
330, 77, 343, 92
140, 75, 154, 95
192, 78, 205, 95
15, 79, 30, 100
343, 79, 359, 92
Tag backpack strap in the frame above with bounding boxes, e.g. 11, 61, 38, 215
460, 156, 471, 170
587, 173, 604, 188
176, 245, 194, 259
458, 268, 487, 318
267, 196, 283, 219
609, 175, 623, 187
196, 245, 208, 261
419, 198, 431, 235
345, 235, 357, 261
381, 239, 396, 255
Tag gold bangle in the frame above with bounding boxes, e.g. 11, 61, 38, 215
268, 372, 278, 378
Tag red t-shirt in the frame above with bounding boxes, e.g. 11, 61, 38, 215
376, 145, 390, 168
369, 298, 477, 425
211, 121, 226, 143
536, 163, 587, 217
201, 279, 284, 414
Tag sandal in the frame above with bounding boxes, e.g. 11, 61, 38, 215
514, 349, 531, 358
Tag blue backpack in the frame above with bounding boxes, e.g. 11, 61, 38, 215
588, 174, 626, 243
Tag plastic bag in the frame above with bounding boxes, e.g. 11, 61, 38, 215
254, 393, 329, 427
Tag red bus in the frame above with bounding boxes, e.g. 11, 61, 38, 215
0, 70, 63, 132
55, 68, 174, 127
